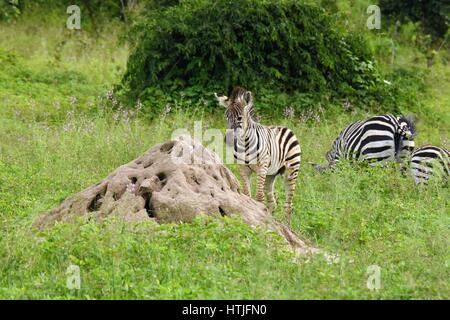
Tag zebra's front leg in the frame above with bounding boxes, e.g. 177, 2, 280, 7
283, 168, 299, 225
264, 174, 277, 214
239, 165, 252, 197
255, 163, 268, 203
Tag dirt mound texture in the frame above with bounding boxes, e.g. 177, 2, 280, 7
34, 135, 317, 255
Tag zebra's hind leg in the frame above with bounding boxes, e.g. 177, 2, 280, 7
239, 165, 252, 196
283, 168, 299, 225
264, 175, 277, 214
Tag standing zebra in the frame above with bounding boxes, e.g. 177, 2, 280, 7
215, 87, 301, 224
410, 145, 449, 184
316, 114, 416, 171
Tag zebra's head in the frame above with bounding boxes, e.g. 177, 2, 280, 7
396, 115, 416, 139
215, 87, 254, 135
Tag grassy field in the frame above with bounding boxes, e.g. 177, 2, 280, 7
0, 9, 449, 299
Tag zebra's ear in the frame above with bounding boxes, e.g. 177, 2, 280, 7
214, 93, 229, 108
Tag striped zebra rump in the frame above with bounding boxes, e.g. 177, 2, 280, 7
410, 145, 450, 184
322, 114, 416, 169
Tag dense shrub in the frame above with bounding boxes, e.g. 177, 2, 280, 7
119, 0, 385, 113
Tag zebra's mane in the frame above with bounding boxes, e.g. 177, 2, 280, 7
229, 86, 248, 102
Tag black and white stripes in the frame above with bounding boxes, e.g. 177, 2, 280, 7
410, 145, 449, 184
323, 114, 416, 168
215, 87, 301, 223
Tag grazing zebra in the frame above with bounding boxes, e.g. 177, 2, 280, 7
410, 145, 449, 184
215, 87, 301, 224
316, 114, 416, 171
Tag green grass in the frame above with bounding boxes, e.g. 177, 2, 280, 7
0, 8, 449, 299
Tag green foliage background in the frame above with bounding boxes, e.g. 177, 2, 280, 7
119, 0, 388, 113
122, 1, 374, 93
115, 0, 441, 117
379, 0, 450, 40
0, 0, 20, 21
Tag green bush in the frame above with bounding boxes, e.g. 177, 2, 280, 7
119, 0, 384, 113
